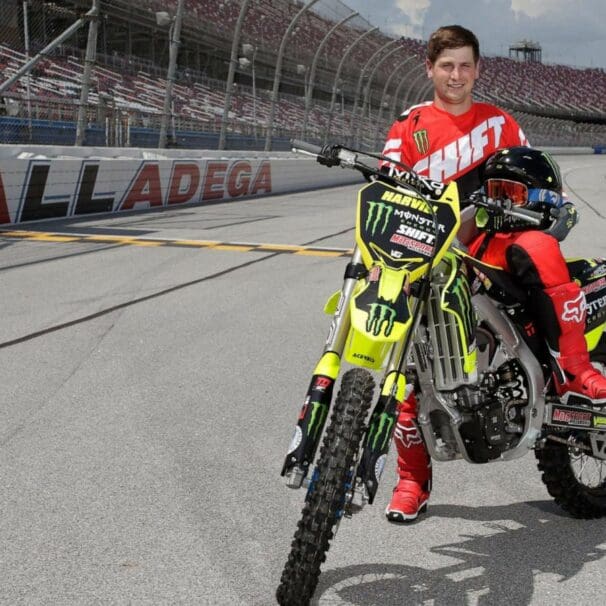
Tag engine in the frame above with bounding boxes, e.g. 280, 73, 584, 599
417, 275, 534, 463
428, 360, 529, 463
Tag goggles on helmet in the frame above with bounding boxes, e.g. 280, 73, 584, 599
485, 179, 528, 206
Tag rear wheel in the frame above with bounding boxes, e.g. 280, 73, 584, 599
276, 368, 374, 606
536, 335, 606, 518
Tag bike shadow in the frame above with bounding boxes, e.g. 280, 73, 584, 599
312, 500, 606, 605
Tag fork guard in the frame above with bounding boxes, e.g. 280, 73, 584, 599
344, 266, 412, 370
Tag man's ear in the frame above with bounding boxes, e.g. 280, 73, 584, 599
425, 58, 433, 78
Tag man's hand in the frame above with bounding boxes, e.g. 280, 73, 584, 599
546, 203, 578, 241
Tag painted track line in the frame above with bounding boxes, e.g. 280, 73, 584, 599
0, 229, 353, 257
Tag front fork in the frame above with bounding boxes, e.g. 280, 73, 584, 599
281, 248, 365, 488
355, 364, 407, 506
280, 354, 339, 487
354, 284, 428, 507
281, 247, 423, 503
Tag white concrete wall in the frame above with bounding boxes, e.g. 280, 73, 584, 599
0, 144, 593, 226
0, 145, 363, 225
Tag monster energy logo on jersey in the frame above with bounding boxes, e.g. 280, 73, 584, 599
365, 202, 393, 236
413, 129, 429, 155
367, 303, 397, 337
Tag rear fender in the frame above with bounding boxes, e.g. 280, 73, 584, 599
568, 257, 606, 333
587, 323, 605, 352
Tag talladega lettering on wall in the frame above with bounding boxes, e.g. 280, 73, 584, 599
0, 158, 272, 224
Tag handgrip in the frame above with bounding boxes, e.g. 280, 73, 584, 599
290, 139, 323, 156
506, 206, 543, 225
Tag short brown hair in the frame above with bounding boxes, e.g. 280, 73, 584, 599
427, 25, 480, 64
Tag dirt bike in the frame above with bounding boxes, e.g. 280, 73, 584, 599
276, 140, 606, 606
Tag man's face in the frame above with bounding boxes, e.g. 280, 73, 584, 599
427, 45, 480, 113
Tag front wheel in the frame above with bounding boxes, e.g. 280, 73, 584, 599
535, 335, 606, 519
276, 368, 375, 606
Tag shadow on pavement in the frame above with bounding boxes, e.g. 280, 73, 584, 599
313, 500, 606, 605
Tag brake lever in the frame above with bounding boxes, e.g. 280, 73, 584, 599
505, 207, 543, 225
468, 194, 505, 215
472, 195, 543, 226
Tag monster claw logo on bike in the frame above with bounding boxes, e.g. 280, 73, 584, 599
367, 303, 397, 337
307, 401, 328, 439
446, 271, 475, 341
369, 411, 395, 450
365, 201, 393, 236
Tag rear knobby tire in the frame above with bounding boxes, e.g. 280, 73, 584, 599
276, 368, 375, 606
535, 335, 606, 519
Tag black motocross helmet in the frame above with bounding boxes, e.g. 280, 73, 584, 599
482, 146, 564, 211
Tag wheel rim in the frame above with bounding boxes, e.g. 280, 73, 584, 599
569, 447, 606, 489
573, 351, 606, 490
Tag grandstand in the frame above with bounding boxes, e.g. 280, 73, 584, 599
1, 0, 605, 150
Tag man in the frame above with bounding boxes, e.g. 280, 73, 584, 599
380, 25, 606, 524
381, 25, 527, 197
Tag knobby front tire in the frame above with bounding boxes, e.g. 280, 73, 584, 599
276, 368, 375, 606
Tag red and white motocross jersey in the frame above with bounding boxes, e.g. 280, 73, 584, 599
381, 101, 528, 197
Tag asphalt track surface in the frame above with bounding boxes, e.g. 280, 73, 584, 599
1, 155, 605, 605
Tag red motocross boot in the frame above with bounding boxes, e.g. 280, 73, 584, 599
541, 283, 606, 405
385, 392, 432, 523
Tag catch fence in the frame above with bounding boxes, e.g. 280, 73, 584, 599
1, 0, 604, 150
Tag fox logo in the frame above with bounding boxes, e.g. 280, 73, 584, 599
562, 292, 587, 323
394, 422, 423, 449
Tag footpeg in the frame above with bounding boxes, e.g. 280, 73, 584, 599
283, 465, 307, 489
345, 479, 370, 516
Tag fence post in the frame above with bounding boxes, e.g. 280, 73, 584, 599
302, 10, 359, 140
158, 0, 185, 149
324, 26, 379, 145
75, 0, 100, 146
264, 0, 322, 152
218, 0, 252, 150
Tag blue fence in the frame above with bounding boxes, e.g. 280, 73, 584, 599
0, 116, 292, 151
2, 116, 603, 153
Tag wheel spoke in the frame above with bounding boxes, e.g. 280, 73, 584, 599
570, 449, 606, 489
579, 455, 589, 481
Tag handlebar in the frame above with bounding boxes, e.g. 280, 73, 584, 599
506, 207, 544, 225
290, 139, 545, 227
290, 139, 323, 156
290, 139, 445, 199
471, 194, 544, 225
